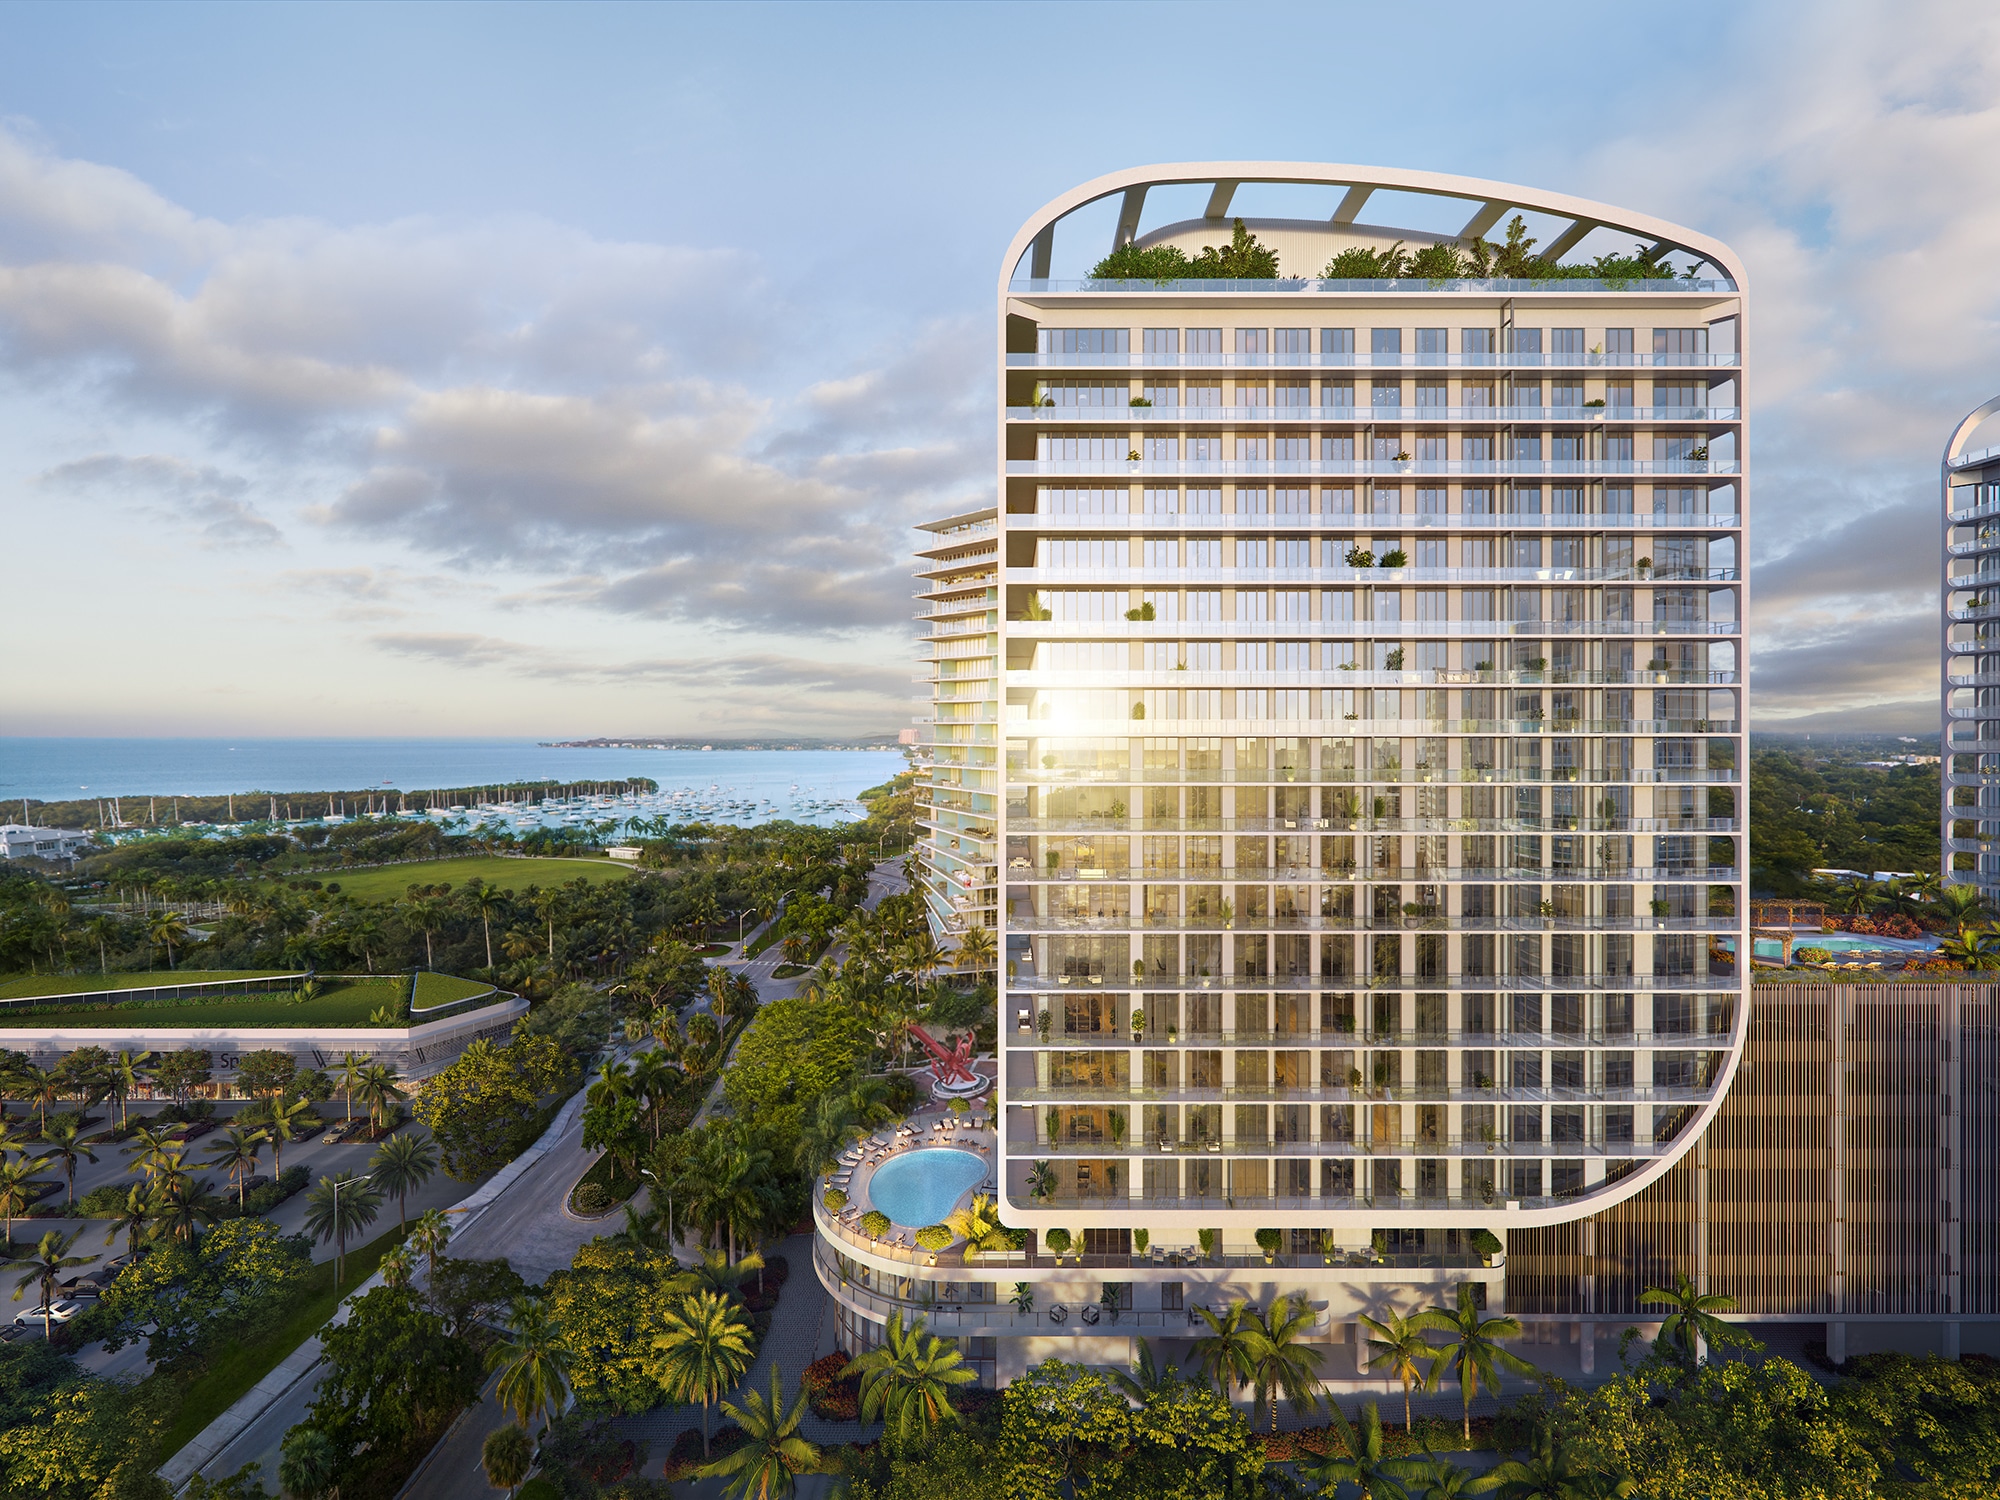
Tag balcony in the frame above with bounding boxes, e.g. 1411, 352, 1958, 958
1004, 970, 1738, 994
1006, 617, 1741, 639
1013, 566, 1742, 585
1006, 457, 1739, 479
1003, 319, 1740, 350
1007, 814, 1736, 836
1015, 510, 1739, 532
1007, 1022, 1727, 1048
1004, 1080, 1720, 1107
1003, 1129, 1692, 1154
1007, 404, 1743, 425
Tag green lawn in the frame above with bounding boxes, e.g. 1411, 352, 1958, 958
0, 970, 297, 1001
0, 977, 510, 1030
410, 972, 494, 1010
309, 855, 630, 904
157, 1223, 411, 1460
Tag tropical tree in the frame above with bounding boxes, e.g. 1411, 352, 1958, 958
840, 1310, 976, 1451
10, 1229, 89, 1323
0, 1158, 42, 1248
481, 1422, 533, 1497
1937, 922, 2000, 970
369, 1131, 438, 1230
102, 1184, 156, 1256
356, 1063, 406, 1127
148, 911, 191, 968
410, 1207, 453, 1283
335, 1052, 368, 1124
35, 1116, 98, 1207
1385, 1450, 1503, 1500
1638, 1271, 1742, 1368
954, 923, 996, 977
1933, 883, 1989, 924
1483, 1422, 1635, 1500
1111, 1335, 1180, 1401
466, 883, 506, 973
652, 1290, 755, 1457
1416, 1285, 1541, 1442
265, 1093, 315, 1176
1301, 1399, 1410, 1500
303, 1172, 385, 1285
490, 1295, 572, 1436
1363, 1308, 1440, 1431
14, 1064, 62, 1131
672, 1246, 765, 1302
82, 915, 120, 975
109, 1049, 152, 1129
152, 1173, 226, 1245
1246, 1294, 1326, 1432
122, 1124, 183, 1181
277, 1426, 340, 1500
700, 1365, 822, 1500
1190, 1301, 1260, 1398
205, 1125, 268, 1211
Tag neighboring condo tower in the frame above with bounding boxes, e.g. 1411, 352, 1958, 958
888, 164, 1747, 1384
1943, 395, 2000, 903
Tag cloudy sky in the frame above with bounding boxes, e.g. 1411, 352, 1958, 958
1, 0, 1994, 738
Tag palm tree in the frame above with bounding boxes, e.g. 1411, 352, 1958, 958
652, 1290, 755, 1457
672, 1246, 765, 1302
303, 1172, 384, 1285
1246, 1294, 1326, 1432
122, 1124, 183, 1180
1303, 1400, 1410, 1500
481, 1423, 533, 1498
334, 1053, 368, 1124
277, 1426, 339, 1500
1385, 1450, 1503, 1500
840, 1311, 975, 1451
0, 1158, 41, 1248
1638, 1272, 1738, 1368
369, 1131, 438, 1230
466, 884, 506, 973
1937, 922, 2000, 970
152, 1174, 225, 1245
83, 916, 120, 975
35, 1117, 98, 1207
265, 1093, 314, 1176
793, 1095, 863, 1178
355, 1063, 406, 1128
108, 1050, 152, 1130
954, 923, 996, 978
1191, 1301, 1260, 1398
103, 1185, 156, 1256
1111, 1336, 1180, 1401
1484, 1423, 1635, 1500
14, 1065, 61, 1132
1934, 883, 1989, 924
410, 1207, 453, 1283
1363, 1309, 1440, 1432
11, 1229, 89, 1323
148, 911, 190, 969
1415, 1285, 1540, 1442
490, 1295, 572, 1436
700, 1365, 821, 1500
205, 1126, 267, 1211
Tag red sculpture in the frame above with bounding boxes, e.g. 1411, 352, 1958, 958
910, 1023, 977, 1087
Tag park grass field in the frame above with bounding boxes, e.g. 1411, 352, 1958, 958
308, 854, 631, 903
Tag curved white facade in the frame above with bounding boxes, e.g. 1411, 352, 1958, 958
882, 163, 1747, 1383
1942, 396, 2000, 896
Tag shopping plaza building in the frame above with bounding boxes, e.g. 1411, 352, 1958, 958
816, 165, 1997, 1389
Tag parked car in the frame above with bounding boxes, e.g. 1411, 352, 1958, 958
15, 1301, 83, 1327
321, 1120, 355, 1144
0, 1324, 27, 1343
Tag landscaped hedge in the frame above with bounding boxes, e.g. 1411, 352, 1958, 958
802, 1350, 860, 1421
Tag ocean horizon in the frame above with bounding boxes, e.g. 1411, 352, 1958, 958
0, 737, 904, 812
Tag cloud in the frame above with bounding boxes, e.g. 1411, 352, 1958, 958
367, 631, 912, 731
36, 453, 283, 547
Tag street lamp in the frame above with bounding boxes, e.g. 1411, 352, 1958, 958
734, 907, 759, 946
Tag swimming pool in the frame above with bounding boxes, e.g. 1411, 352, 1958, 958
1747, 933, 1934, 959
868, 1149, 986, 1227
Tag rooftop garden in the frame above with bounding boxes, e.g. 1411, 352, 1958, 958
1083, 216, 1706, 288
0, 970, 505, 1028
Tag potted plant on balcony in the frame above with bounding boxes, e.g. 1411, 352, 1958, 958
1255, 1227, 1282, 1264
1471, 1228, 1503, 1267
1044, 1227, 1072, 1262
1046, 1107, 1062, 1147
1037, 1009, 1052, 1043
1108, 1111, 1127, 1152
1379, 549, 1409, 569
1134, 1228, 1150, 1256
1198, 1228, 1218, 1262
1131, 1003, 1145, 1038
860, 1210, 891, 1238
1028, 1159, 1056, 1202
1345, 544, 1375, 568
1320, 1228, 1339, 1265
823, 1188, 848, 1213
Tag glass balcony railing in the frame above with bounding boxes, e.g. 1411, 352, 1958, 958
1017, 510, 1740, 532
1013, 565, 1740, 585
1008, 404, 1742, 424
1007, 457, 1738, 477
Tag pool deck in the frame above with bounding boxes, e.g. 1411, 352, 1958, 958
821, 1102, 998, 1249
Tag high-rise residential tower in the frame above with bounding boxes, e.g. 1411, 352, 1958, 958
1943, 396, 2000, 901
868, 165, 1747, 1384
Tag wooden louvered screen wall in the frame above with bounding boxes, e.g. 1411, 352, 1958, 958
1508, 982, 1999, 1320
